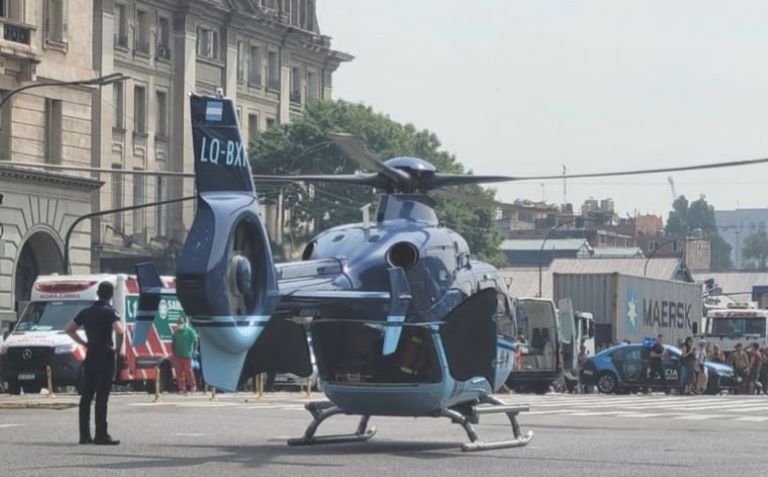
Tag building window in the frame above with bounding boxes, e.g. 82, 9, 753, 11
114, 4, 128, 48
649, 240, 657, 252
113, 82, 124, 130
0, 90, 11, 161
133, 172, 145, 235
248, 113, 259, 144
290, 66, 301, 103
267, 51, 279, 89
44, 99, 62, 165
155, 90, 167, 137
236, 41, 245, 82
157, 17, 171, 60
2, 0, 24, 21
196, 26, 219, 60
291, 0, 299, 26
44, 0, 68, 44
266, 117, 276, 129
249, 46, 262, 86
112, 165, 123, 230
134, 85, 147, 133
306, 0, 315, 31
306, 70, 318, 101
135, 10, 150, 54
156, 176, 167, 237
264, 0, 278, 9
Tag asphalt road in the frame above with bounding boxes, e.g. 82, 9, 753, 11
1, 392, 767, 477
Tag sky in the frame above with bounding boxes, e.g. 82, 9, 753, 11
317, 0, 768, 219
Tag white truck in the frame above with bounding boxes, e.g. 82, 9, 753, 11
702, 302, 767, 355
0, 274, 186, 394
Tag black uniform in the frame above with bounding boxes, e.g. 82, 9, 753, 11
647, 342, 667, 389
74, 300, 119, 442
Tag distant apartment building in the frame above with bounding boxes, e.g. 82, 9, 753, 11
92, 0, 352, 273
714, 208, 768, 268
0, 1, 102, 322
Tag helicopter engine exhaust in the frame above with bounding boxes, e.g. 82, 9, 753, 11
175, 94, 278, 391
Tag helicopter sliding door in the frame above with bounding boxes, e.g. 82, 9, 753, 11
312, 321, 442, 384
439, 288, 497, 385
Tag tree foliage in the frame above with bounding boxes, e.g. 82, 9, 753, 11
249, 100, 507, 266
664, 195, 732, 270
742, 229, 768, 270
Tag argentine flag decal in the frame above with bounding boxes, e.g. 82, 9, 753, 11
205, 101, 223, 122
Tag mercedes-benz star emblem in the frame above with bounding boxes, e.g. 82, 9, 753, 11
22, 348, 32, 360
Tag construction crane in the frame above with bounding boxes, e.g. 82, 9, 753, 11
667, 176, 678, 201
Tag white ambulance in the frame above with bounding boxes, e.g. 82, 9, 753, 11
0, 274, 186, 394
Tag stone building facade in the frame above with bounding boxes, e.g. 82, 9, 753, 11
0, 1, 101, 323
92, 0, 351, 273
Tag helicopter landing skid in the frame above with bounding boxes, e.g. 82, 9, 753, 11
287, 401, 377, 446
445, 396, 533, 452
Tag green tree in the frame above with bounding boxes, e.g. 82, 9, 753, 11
664, 195, 732, 270
249, 100, 507, 266
742, 229, 768, 270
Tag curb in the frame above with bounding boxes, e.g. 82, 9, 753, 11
0, 401, 77, 410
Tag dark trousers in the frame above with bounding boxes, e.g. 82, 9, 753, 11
79, 358, 114, 440
648, 359, 666, 388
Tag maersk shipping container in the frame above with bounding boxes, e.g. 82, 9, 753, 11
553, 273, 702, 347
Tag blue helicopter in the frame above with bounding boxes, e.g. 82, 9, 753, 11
133, 92, 534, 451
132, 93, 768, 451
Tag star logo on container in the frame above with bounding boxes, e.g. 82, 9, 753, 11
626, 288, 639, 334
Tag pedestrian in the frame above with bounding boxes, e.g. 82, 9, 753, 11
647, 334, 667, 393
64, 281, 124, 445
746, 343, 763, 395
577, 345, 589, 393
728, 343, 750, 394
680, 337, 696, 395
695, 341, 708, 394
709, 344, 726, 364
172, 317, 198, 394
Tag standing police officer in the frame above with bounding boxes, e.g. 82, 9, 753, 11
65, 281, 124, 445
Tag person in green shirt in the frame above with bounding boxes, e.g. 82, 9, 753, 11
171, 317, 198, 394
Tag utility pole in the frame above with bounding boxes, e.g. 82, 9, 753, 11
562, 164, 567, 206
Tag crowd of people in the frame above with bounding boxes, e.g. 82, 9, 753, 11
579, 335, 768, 395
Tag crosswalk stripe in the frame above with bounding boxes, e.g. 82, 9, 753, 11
734, 416, 768, 422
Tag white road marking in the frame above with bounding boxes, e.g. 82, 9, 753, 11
0, 424, 21, 429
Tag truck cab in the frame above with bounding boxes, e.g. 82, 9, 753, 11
702, 302, 767, 355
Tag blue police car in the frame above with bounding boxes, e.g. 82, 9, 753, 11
581, 343, 737, 394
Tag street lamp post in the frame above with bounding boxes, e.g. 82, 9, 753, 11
0, 72, 128, 111
537, 217, 595, 297
643, 238, 680, 277
63, 196, 196, 274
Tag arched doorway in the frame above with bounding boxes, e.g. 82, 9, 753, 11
13, 231, 64, 312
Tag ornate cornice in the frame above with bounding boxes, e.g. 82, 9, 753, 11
0, 164, 103, 191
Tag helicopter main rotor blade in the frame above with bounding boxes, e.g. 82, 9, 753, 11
252, 173, 385, 187
425, 156, 768, 189
502, 156, 768, 182
431, 189, 517, 209
425, 174, 521, 189
327, 132, 412, 187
